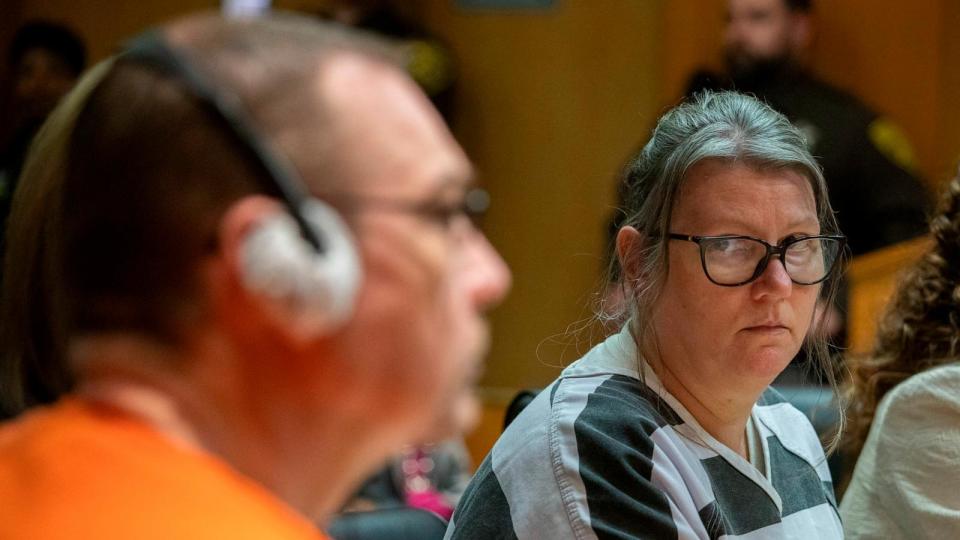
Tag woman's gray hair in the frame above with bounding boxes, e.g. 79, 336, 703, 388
604, 90, 845, 450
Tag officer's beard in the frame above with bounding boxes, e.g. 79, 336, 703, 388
724, 49, 797, 95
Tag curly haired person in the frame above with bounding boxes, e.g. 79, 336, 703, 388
842, 169, 960, 539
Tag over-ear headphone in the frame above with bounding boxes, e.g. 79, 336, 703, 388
123, 32, 361, 336
241, 199, 360, 336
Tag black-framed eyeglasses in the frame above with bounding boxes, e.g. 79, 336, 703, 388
668, 233, 846, 286
332, 187, 490, 228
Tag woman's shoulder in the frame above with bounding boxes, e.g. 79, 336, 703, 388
552, 371, 683, 433
841, 363, 960, 537
883, 362, 960, 408
862, 362, 960, 444
872, 362, 960, 433
748, 385, 837, 486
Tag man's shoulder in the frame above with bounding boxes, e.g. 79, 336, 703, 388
794, 73, 872, 113
0, 399, 324, 539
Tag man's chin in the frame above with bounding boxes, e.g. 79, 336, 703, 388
451, 391, 481, 434
726, 54, 794, 87
417, 390, 480, 443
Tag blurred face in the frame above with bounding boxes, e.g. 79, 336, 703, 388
320, 55, 510, 441
724, 0, 800, 76
13, 48, 77, 121
650, 160, 820, 393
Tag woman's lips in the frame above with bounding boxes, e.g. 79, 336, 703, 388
742, 324, 789, 335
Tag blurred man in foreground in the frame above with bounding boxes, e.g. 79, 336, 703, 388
0, 12, 509, 538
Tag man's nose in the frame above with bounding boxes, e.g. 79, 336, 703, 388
724, 19, 746, 47
468, 231, 511, 312
15, 73, 42, 99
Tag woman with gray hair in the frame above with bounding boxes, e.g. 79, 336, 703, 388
446, 91, 845, 539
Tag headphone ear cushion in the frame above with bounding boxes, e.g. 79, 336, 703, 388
240, 199, 362, 337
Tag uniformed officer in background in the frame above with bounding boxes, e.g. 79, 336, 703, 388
688, 0, 930, 258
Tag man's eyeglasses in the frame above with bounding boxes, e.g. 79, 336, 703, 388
333, 187, 490, 228
668, 233, 846, 287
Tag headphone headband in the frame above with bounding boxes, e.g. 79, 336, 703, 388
122, 31, 324, 252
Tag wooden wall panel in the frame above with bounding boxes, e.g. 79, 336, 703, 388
847, 237, 930, 356
813, 0, 944, 186
659, 0, 726, 106
937, 2, 960, 181
412, 0, 664, 388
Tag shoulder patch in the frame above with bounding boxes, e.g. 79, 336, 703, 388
403, 39, 454, 96
868, 117, 916, 172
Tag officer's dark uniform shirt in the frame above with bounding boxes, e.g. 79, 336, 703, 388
690, 66, 931, 256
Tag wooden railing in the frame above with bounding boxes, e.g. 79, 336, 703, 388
846, 236, 930, 355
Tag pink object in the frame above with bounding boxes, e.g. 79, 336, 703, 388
405, 489, 453, 520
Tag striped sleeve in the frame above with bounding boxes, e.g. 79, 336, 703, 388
444, 455, 518, 540
448, 374, 710, 539
568, 375, 683, 539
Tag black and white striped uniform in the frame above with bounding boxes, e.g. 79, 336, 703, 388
445, 325, 842, 539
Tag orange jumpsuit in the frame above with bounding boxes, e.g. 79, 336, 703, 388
0, 398, 328, 540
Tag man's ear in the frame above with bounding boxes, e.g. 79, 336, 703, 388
205, 195, 290, 330
213, 194, 363, 343
217, 195, 284, 283
616, 225, 646, 283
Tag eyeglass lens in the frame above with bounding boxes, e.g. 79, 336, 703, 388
702, 237, 841, 285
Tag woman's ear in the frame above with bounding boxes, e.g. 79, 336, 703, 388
616, 225, 646, 283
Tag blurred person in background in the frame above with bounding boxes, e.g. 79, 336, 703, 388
689, 0, 929, 259
841, 168, 960, 538
0, 21, 85, 265
0, 11, 509, 538
341, 439, 472, 520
